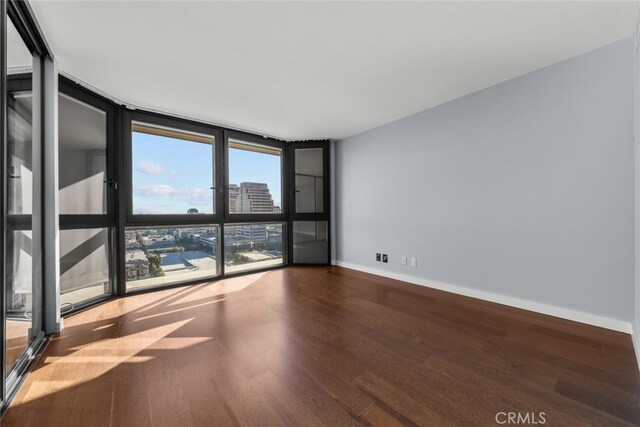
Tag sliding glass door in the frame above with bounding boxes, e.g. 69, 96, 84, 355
5, 41, 40, 375
3, 4, 50, 396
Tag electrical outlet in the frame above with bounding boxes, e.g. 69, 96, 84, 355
382, 254, 388, 263
410, 257, 417, 267
401, 256, 407, 265
376, 253, 381, 262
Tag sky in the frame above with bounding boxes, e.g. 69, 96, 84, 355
132, 132, 281, 214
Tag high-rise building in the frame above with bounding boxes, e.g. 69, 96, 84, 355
232, 183, 274, 241
236, 224, 267, 242
237, 182, 274, 213
228, 184, 239, 213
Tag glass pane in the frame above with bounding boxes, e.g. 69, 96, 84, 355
295, 148, 323, 213
60, 228, 111, 309
228, 139, 281, 214
7, 18, 32, 71
132, 123, 214, 214
125, 225, 219, 292
7, 91, 33, 215
293, 221, 328, 264
5, 231, 36, 372
5, 16, 39, 373
59, 94, 108, 214
224, 223, 284, 273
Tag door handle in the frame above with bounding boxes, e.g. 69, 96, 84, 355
104, 178, 118, 190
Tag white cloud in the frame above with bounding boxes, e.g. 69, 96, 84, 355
136, 160, 176, 175
134, 184, 178, 196
133, 185, 213, 206
179, 187, 213, 206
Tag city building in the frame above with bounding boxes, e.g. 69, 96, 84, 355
198, 232, 217, 255
125, 249, 150, 281
160, 251, 216, 275
140, 234, 181, 253
236, 182, 274, 213
228, 184, 239, 213
235, 224, 267, 243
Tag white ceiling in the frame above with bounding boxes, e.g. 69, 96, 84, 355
30, 1, 638, 140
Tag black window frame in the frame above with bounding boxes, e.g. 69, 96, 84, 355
2, 0, 53, 413
287, 140, 331, 265
121, 110, 226, 293
58, 76, 118, 228
223, 129, 288, 224
57, 76, 119, 313
124, 110, 223, 225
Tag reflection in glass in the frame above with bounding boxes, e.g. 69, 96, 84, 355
59, 94, 108, 214
5, 16, 40, 373
125, 225, 219, 292
132, 123, 214, 215
293, 221, 328, 264
7, 92, 33, 215
224, 223, 284, 273
5, 231, 35, 372
228, 140, 282, 214
7, 17, 32, 71
60, 228, 111, 309
295, 148, 323, 213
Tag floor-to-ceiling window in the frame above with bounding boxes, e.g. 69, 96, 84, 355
124, 113, 222, 292
5, 16, 39, 374
289, 142, 330, 264
2, 0, 53, 405
225, 136, 286, 272
122, 120, 297, 292
58, 84, 116, 310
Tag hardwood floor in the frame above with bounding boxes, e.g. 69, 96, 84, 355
3, 266, 639, 426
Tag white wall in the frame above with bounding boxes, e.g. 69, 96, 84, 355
336, 38, 635, 329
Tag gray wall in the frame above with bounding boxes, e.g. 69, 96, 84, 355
336, 38, 635, 322
634, 38, 640, 352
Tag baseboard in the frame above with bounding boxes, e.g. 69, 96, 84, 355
334, 261, 633, 334
633, 325, 640, 372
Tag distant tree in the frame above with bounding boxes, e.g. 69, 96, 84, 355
147, 253, 165, 277
232, 253, 250, 264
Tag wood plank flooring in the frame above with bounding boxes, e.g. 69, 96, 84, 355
3, 266, 639, 426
